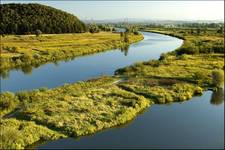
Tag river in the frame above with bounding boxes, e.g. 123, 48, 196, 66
1, 32, 182, 92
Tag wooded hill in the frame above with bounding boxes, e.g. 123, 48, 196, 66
0, 3, 87, 34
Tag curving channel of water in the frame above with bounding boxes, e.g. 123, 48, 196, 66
1, 32, 223, 149
1, 32, 182, 92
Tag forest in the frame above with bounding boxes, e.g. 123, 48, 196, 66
0, 3, 87, 34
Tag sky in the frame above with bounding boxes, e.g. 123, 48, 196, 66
2, 1, 224, 21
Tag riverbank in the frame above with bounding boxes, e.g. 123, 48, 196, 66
114, 28, 224, 103
0, 32, 143, 72
0, 29, 224, 149
1, 77, 151, 149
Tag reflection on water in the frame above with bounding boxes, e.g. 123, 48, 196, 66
1, 32, 183, 92
120, 45, 130, 56
0, 45, 132, 79
0, 70, 10, 79
21, 65, 33, 75
210, 88, 224, 105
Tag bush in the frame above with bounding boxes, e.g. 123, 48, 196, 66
193, 71, 209, 86
212, 70, 224, 88
133, 31, 139, 35
89, 24, 100, 33
120, 32, 124, 38
124, 32, 129, 43
0, 92, 19, 117
35, 29, 42, 37
159, 53, 168, 61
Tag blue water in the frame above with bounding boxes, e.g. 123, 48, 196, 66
1, 32, 183, 92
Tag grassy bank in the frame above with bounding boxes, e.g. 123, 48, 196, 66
116, 54, 223, 104
0, 32, 143, 71
1, 77, 150, 149
115, 27, 224, 103
1, 28, 224, 149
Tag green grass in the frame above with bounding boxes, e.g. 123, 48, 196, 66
0, 32, 143, 71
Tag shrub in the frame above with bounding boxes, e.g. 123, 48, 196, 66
35, 29, 42, 37
212, 70, 224, 88
0, 92, 19, 117
194, 87, 203, 95
89, 24, 100, 33
133, 31, 139, 35
124, 32, 129, 43
193, 71, 209, 86
159, 53, 168, 61
120, 32, 124, 38
20, 52, 33, 62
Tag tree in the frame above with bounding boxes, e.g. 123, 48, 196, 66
35, 29, 42, 37
212, 70, 224, 88
124, 32, 129, 43
120, 32, 124, 41
89, 24, 99, 33
196, 28, 201, 35
217, 27, 224, 33
210, 88, 224, 105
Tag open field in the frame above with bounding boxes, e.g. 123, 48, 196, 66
0, 32, 143, 70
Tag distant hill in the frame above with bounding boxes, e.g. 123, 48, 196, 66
0, 3, 87, 34
83, 18, 224, 24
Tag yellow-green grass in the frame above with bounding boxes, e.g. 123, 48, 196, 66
0, 118, 66, 149
115, 28, 224, 103
116, 54, 224, 103
0, 32, 143, 70
1, 77, 150, 149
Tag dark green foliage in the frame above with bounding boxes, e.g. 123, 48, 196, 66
212, 70, 224, 88
0, 92, 19, 117
0, 3, 86, 34
133, 31, 139, 35
159, 53, 168, 61
124, 32, 129, 43
89, 24, 100, 33
210, 88, 224, 105
97, 24, 112, 32
120, 32, 124, 37
35, 29, 42, 37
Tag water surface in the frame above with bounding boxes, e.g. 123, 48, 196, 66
1, 32, 183, 92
